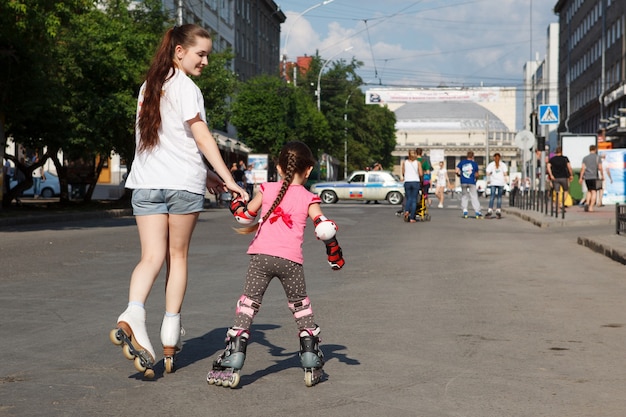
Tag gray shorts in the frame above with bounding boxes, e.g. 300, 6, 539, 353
552, 178, 569, 192
131, 189, 204, 215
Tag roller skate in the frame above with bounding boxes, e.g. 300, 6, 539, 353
109, 304, 156, 379
496, 209, 501, 219
160, 313, 186, 374
463, 210, 468, 219
485, 209, 493, 218
207, 328, 249, 388
299, 326, 324, 387
475, 212, 483, 219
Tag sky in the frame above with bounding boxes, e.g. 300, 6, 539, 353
278, 0, 559, 89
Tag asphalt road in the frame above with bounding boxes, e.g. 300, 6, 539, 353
1, 199, 626, 417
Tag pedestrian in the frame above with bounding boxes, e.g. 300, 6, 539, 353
231, 162, 245, 187
109, 24, 248, 379
579, 145, 602, 212
456, 150, 482, 218
416, 148, 432, 206
31, 150, 45, 199
244, 163, 255, 198
206, 141, 345, 388
547, 146, 573, 210
485, 153, 508, 218
595, 155, 612, 207
401, 149, 422, 223
435, 161, 450, 208
3, 158, 13, 195
365, 162, 383, 204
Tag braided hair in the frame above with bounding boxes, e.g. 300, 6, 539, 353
236, 141, 316, 234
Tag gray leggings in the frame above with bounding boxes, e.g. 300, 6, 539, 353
233, 254, 316, 331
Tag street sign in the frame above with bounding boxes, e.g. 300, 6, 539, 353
538, 104, 559, 125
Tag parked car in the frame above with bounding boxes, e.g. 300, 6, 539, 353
10, 170, 62, 198
310, 170, 404, 205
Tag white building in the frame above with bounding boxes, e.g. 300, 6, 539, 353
366, 87, 520, 183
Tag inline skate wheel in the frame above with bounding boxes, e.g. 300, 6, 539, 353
226, 372, 240, 388
304, 371, 314, 387
122, 344, 135, 360
109, 329, 123, 346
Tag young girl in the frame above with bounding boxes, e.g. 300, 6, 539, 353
109, 24, 247, 379
207, 141, 345, 388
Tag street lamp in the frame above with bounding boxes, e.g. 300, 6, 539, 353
317, 46, 353, 112
282, 0, 335, 81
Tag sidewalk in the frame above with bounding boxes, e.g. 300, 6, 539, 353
504, 203, 626, 265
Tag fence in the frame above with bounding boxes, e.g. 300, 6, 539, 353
509, 187, 567, 219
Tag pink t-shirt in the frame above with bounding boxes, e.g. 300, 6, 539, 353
247, 181, 321, 264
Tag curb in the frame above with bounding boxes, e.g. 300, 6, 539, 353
577, 235, 626, 265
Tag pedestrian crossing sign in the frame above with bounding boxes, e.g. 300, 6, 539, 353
538, 104, 559, 125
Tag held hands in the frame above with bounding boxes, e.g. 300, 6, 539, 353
229, 194, 257, 224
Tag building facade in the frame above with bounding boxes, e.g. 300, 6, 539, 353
365, 87, 519, 184
233, 0, 285, 81
523, 23, 560, 151
161, 0, 284, 81
554, 0, 626, 144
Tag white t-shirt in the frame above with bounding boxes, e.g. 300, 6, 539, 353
436, 169, 447, 186
125, 69, 208, 195
486, 161, 508, 186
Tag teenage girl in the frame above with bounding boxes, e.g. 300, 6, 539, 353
206, 141, 345, 388
109, 24, 247, 378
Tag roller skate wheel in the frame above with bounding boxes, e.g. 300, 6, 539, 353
164, 357, 175, 374
304, 371, 314, 387
133, 356, 146, 372
227, 372, 240, 388
207, 375, 216, 385
109, 328, 123, 346
122, 344, 135, 360
143, 368, 155, 379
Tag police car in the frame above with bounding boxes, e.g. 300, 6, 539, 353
310, 170, 404, 205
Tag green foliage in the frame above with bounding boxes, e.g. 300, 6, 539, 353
195, 49, 239, 131
230, 54, 396, 174
231, 75, 333, 160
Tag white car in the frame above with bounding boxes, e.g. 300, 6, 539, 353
10, 171, 62, 198
310, 170, 405, 205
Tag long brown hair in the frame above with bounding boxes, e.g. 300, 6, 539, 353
137, 24, 211, 153
237, 141, 316, 234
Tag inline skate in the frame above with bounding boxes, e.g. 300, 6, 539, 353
109, 304, 156, 379
206, 328, 249, 388
299, 326, 324, 387
160, 313, 185, 374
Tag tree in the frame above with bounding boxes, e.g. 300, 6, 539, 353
195, 49, 238, 131
299, 55, 397, 173
1, 1, 238, 205
231, 75, 331, 159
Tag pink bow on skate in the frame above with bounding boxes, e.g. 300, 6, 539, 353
268, 207, 293, 228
